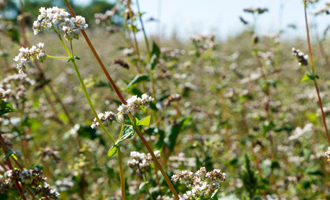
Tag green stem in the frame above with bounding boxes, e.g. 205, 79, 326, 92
142, 174, 154, 200
57, 33, 116, 144
117, 148, 126, 200
136, 0, 155, 98
136, 0, 151, 56
117, 124, 126, 200
127, 0, 143, 74
47, 55, 70, 59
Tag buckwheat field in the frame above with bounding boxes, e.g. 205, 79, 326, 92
0, 0, 329, 199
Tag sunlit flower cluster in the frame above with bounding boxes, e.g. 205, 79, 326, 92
90, 94, 153, 128
13, 43, 46, 71
117, 94, 154, 120
171, 167, 226, 199
33, 7, 88, 40
91, 111, 115, 129
128, 151, 160, 172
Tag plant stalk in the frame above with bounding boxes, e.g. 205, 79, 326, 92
303, 2, 330, 145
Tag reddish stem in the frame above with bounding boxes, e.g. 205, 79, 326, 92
63, 0, 127, 105
304, 3, 330, 145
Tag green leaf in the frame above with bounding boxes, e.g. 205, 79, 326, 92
211, 188, 220, 199
77, 125, 106, 145
301, 73, 319, 82
119, 126, 134, 142
0, 100, 16, 116
252, 49, 259, 55
150, 54, 158, 70
128, 25, 138, 33
6, 28, 20, 43
108, 126, 135, 158
107, 146, 118, 158
138, 181, 150, 191
126, 74, 150, 91
151, 41, 161, 58
5, 152, 17, 160
306, 169, 324, 176
165, 117, 191, 152
301, 74, 311, 82
67, 57, 74, 63
137, 116, 151, 126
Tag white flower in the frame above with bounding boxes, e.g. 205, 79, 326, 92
90, 111, 115, 129
33, 7, 88, 40
13, 43, 46, 71
289, 123, 313, 140
172, 167, 226, 199
117, 94, 154, 116
127, 151, 160, 172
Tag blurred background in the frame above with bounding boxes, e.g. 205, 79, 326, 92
2, 0, 330, 40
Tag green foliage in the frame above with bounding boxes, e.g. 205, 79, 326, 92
164, 117, 191, 152
301, 73, 319, 82
6, 28, 20, 43
0, 100, 15, 116
108, 126, 134, 158
126, 74, 150, 92
135, 116, 151, 127
241, 155, 259, 199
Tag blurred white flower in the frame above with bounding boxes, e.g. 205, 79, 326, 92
289, 123, 313, 140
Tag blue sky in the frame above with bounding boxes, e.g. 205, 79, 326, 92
76, 0, 330, 39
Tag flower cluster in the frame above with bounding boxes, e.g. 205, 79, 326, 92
13, 43, 46, 71
0, 168, 59, 199
91, 111, 115, 129
117, 94, 154, 120
0, 73, 34, 101
156, 196, 175, 200
190, 34, 216, 53
33, 7, 88, 40
94, 6, 117, 25
90, 94, 153, 128
288, 123, 313, 141
292, 48, 308, 66
127, 151, 160, 172
55, 178, 74, 192
171, 167, 226, 199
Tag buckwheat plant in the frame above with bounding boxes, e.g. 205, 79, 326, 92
296, 0, 330, 149
171, 167, 226, 200
12, 3, 181, 199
